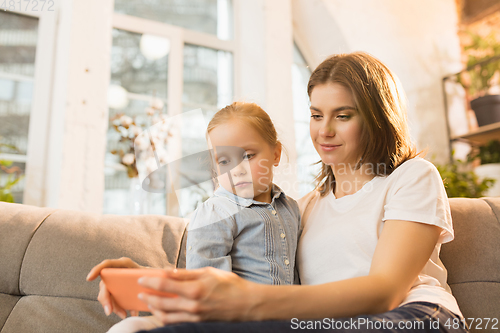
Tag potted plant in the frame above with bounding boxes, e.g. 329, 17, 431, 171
468, 139, 500, 196
435, 156, 494, 198
458, 31, 500, 127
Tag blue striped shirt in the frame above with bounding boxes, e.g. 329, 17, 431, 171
186, 184, 301, 285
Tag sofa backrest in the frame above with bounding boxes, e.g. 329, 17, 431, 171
442, 198, 500, 332
0, 202, 187, 333
0, 198, 498, 333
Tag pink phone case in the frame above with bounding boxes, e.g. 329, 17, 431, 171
100, 268, 176, 312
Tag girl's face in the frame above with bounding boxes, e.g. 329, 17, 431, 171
309, 82, 364, 167
208, 119, 281, 203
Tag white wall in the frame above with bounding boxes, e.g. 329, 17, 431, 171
293, 0, 463, 163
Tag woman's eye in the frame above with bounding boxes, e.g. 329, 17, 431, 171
337, 114, 351, 120
311, 115, 322, 120
218, 159, 229, 165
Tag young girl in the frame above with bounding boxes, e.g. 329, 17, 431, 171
186, 102, 301, 285
87, 102, 301, 332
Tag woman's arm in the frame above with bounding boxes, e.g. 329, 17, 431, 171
138, 219, 441, 323
255, 219, 441, 319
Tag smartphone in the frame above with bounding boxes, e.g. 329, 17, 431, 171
100, 268, 177, 312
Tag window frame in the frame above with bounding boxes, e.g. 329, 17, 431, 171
107, 11, 238, 215
0, 9, 58, 206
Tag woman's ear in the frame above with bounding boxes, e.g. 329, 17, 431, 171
273, 142, 282, 167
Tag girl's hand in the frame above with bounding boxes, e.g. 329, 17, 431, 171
137, 267, 263, 324
86, 257, 143, 319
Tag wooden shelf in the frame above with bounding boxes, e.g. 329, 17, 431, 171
452, 122, 500, 145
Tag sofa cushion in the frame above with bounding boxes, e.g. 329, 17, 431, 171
0, 294, 19, 330
0, 203, 56, 296
449, 282, 500, 321
1, 296, 117, 333
19, 209, 187, 300
442, 198, 500, 323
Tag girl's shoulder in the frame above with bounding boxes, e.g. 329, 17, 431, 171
187, 196, 239, 231
191, 195, 236, 221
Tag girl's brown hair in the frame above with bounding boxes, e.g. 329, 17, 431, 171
206, 102, 283, 186
308, 52, 418, 196
207, 102, 281, 149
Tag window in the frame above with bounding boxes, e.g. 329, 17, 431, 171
177, 44, 233, 215
292, 43, 320, 197
104, 28, 171, 215
114, 0, 233, 40
0, 12, 39, 203
103, 3, 234, 216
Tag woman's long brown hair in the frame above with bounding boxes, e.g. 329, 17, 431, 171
308, 52, 418, 196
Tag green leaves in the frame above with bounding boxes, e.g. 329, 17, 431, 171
435, 157, 495, 198
0, 174, 22, 203
458, 31, 500, 98
0, 137, 23, 203
464, 31, 500, 66
468, 140, 500, 165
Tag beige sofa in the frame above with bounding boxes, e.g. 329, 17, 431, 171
0, 198, 499, 333
0, 203, 187, 333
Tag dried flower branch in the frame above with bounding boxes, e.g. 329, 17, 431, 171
110, 97, 171, 179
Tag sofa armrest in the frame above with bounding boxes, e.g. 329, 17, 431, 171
442, 198, 500, 329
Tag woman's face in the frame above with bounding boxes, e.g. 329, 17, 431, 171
309, 82, 364, 167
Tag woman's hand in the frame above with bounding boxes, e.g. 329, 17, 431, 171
86, 257, 143, 319
137, 267, 263, 325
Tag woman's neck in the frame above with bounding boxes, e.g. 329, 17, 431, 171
331, 163, 375, 199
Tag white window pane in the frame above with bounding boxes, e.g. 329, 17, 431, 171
0, 12, 38, 76
0, 79, 15, 100
183, 44, 233, 108
176, 44, 233, 215
15, 80, 34, 104
114, 0, 233, 40
0, 12, 38, 204
292, 43, 321, 197
110, 29, 169, 99
104, 29, 171, 215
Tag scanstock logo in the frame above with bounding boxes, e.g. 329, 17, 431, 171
134, 108, 250, 226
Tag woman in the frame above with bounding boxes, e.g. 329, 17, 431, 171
92, 52, 468, 332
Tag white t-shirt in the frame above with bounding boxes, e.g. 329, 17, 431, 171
297, 157, 462, 317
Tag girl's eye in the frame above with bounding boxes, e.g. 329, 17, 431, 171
243, 153, 255, 160
311, 115, 322, 120
337, 114, 351, 120
218, 159, 230, 165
